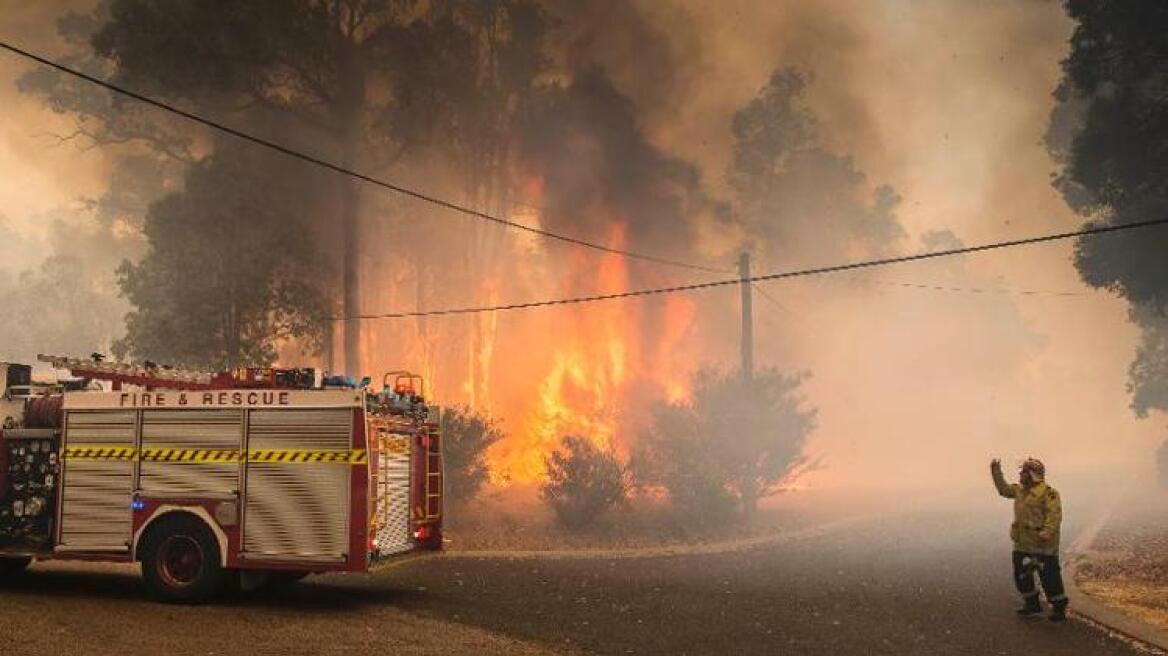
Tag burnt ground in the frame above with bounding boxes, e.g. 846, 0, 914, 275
0, 499, 1157, 656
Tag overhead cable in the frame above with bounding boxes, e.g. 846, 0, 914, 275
338, 218, 1168, 320
840, 276, 1085, 297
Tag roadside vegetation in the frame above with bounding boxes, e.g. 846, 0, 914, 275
440, 405, 506, 506
633, 367, 817, 526
505, 366, 819, 539
540, 436, 627, 530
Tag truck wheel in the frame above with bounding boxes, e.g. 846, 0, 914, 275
140, 515, 224, 604
0, 556, 32, 575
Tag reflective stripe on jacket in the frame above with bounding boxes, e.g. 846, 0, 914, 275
992, 467, 1062, 556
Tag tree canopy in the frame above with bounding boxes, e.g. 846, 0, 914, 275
729, 68, 904, 268
20, 0, 562, 375
114, 142, 329, 369
1049, 1, 1168, 415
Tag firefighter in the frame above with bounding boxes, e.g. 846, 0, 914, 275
990, 457, 1068, 622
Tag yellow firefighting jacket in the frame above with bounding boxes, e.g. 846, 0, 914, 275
992, 466, 1062, 556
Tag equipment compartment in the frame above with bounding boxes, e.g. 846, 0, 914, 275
0, 429, 59, 550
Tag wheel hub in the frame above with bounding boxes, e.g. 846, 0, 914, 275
157, 535, 203, 587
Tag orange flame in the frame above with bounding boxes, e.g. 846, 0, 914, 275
351, 176, 700, 487
485, 219, 698, 484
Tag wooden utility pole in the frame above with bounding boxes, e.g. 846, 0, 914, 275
739, 251, 754, 384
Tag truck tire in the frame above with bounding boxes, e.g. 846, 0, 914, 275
0, 556, 32, 575
140, 515, 224, 604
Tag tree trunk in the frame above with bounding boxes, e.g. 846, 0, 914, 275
336, 40, 367, 377
340, 173, 361, 375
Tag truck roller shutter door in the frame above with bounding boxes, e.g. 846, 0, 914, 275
242, 409, 351, 561
59, 410, 136, 551
139, 409, 242, 496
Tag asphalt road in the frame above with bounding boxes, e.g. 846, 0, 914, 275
0, 499, 1157, 655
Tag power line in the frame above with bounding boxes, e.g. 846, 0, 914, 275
0, 39, 727, 275
338, 217, 1168, 320
751, 282, 798, 316
751, 282, 820, 335
837, 276, 1086, 298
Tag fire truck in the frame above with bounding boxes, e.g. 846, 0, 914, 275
0, 355, 443, 603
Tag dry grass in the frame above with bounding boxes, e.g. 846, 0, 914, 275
1078, 578, 1168, 631
1077, 494, 1168, 631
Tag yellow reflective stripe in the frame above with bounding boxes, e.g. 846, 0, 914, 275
245, 449, 365, 465
138, 448, 242, 463
63, 446, 365, 464
64, 445, 137, 460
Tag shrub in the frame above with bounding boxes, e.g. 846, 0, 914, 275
631, 404, 737, 528
440, 406, 505, 503
633, 367, 817, 521
540, 436, 627, 529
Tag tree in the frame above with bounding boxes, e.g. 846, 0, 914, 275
540, 436, 626, 529
729, 68, 904, 267
22, 0, 426, 373
635, 368, 817, 520
17, 3, 198, 166
0, 255, 125, 365
440, 406, 505, 503
381, 0, 552, 408
1048, 2, 1168, 416
16, 4, 197, 264
114, 142, 328, 369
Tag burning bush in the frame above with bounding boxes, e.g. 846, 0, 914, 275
540, 436, 627, 529
634, 367, 817, 522
440, 406, 505, 504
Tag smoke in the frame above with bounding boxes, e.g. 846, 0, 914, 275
0, 0, 136, 367
516, 66, 718, 272
0, 0, 1160, 499
545, 0, 1162, 494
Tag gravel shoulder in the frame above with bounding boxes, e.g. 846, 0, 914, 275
1074, 493, 1168, 635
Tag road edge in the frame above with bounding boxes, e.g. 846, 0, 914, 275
439, 511, 887, 561
1065, 498, 1168, 653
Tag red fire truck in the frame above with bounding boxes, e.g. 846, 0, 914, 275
0, 356, 443, 603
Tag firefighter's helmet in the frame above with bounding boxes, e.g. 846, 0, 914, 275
1020, 458, 1045, 477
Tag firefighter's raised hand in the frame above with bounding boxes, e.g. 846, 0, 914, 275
991, 458, 1002, 471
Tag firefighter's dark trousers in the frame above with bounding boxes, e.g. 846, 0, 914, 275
1012, 551, 1068, 606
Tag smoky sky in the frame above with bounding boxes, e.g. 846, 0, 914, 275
0, 0, 1162, 493
546, 0, 1163, 491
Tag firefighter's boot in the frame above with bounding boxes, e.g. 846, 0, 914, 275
1016, 596, 1042, 617
1048, 600, 1068, 623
